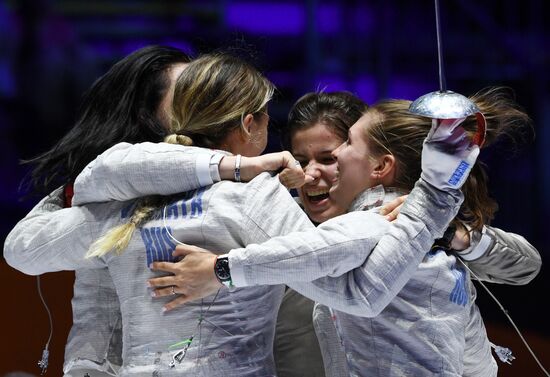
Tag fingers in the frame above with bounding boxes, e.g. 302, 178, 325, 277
281, 151, 301, 170
379, 195, 407, 215
172, 244, 203, 257
279, 167, 307, 189
384, 204, 403, 222
427, 118, 467, 143
147, 275, 176, 288
163, 295, 194, 312
150, 261, 180, 274
237, 151, 303, 182
151, 284, 179, 297
439, 117, 466, 131
277, 151, 306, 189
304, 174, 315, 184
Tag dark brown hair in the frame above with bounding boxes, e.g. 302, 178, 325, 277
284, 91, 368, 150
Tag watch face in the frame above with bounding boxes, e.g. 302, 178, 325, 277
215, 258, 231, 280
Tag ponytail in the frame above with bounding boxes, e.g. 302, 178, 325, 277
86, 196, 164, 258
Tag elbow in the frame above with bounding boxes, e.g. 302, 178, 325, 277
338, 273, 391, 317
364, 300, 386, 317
4, 248, 41, 276
511, 248, 543, 285
4, 234, 45, 276
516, 256, 542, 285
370, 304, 386, 317
341, 290, 387, 317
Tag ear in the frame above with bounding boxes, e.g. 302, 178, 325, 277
240, 113, 255, 138
371, 154, 396, 182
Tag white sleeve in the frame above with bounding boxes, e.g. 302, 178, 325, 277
229, 211, 386, 285
229, 179, 464, 317
72, 142, 225, 205
4, 192, 105, 275
457, 225, 541, 285
232, 173, 316, 246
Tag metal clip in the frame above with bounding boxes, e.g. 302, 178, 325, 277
491, 343, 515, 364
169, 348, 186, 368
37, 348, 49, 375
169, 336, 194, 368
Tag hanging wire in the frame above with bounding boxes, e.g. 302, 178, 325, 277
163, 205, 186, 247
36, 275, 53, 375
460, 261, 550, 376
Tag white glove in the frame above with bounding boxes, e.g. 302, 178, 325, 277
421, 117, 480, 191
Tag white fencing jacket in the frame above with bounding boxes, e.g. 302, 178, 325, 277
5, 142, 541, 376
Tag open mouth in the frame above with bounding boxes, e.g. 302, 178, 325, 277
306, 189, 330, 203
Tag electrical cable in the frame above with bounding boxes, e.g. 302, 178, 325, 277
36, 275, 53, 375
461, 261, 549, 376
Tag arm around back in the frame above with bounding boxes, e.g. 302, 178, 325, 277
73, 142, 224, 205
4, 194, 108, 275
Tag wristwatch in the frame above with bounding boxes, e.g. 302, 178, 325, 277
214, 255, 233, 288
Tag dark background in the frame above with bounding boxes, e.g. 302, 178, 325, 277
1, 0, 548, 375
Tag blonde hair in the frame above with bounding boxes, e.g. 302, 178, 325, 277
87, 53, 275, 258
169, 53, 274, 147
363, 87, 532, 231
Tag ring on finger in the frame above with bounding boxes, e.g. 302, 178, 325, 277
171, 286, 177, 295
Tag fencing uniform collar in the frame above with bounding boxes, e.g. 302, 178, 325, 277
349, 185, 409, 212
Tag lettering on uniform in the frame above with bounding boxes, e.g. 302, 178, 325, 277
449, 266, 468, 306
190, 187, 205, 217
162, 187, 205, 220
448, 161, 470, 186
165, 201, 186, 219
138, 188, 207, 266
141, 227, 177, 267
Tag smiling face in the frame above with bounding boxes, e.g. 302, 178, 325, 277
329, 113, 383, 210
291, 122, 348, 223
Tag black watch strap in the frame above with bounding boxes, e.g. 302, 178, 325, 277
214, 255, 233, 287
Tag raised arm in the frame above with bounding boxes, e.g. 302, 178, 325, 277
73, 142, 308, 205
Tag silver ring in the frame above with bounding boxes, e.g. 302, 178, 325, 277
294, 160, 301, 167
171, 286, 176, 295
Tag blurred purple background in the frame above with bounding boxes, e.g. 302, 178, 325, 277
0, 0, 548, 374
